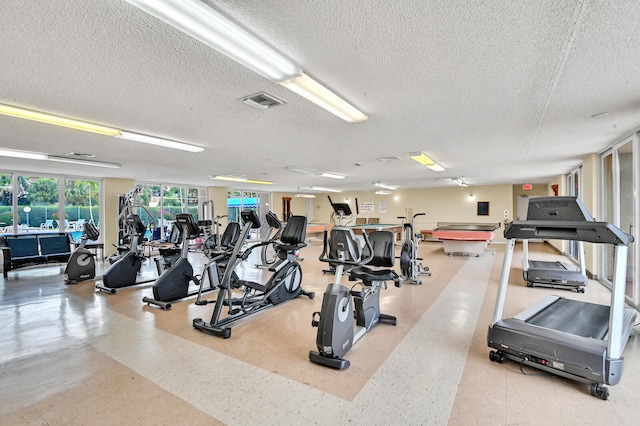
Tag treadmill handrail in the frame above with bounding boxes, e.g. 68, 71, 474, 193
504, 220, 633, 245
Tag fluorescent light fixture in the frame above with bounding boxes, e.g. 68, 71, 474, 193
427, 163, 445, 172
287, 165, 318, 175
211, 175, 273, 185
409, 152, 435, 166
304, 186, 341, 193
125, 0, 302, 83
125, 1, 366, 123
0, 148, 120, 168
0, 148, 48, 161
281, 73, 368, 123
246, 179, 273, 185
212, 176, 248, 183
319, 172, 345, 179
0, 103, 121, 136
453, 178, 469, 187
0, 102, 204, 153
117, 131, 203, 152
288, 166, 345, 179
47, 156, 121, 169
294, 187, 316, 198
374, 182, 397, 190
375, 190, 391, 195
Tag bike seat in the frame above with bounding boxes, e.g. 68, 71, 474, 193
349, 266, 398, 285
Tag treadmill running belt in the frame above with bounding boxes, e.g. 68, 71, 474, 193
526, 298, 610, 339
528, 260, 567, 270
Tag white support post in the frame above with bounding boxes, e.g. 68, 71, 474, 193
492, 238, 516, 323
607, 244, 628, 359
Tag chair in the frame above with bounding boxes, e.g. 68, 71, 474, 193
41, 219, 54, 230
75, 219, 86, 230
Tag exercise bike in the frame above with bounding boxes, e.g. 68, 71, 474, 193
309, 224, 401, 370
398, 213, 431, 285
64, 222, 100, 284
193, 210, 315, 338
96, 214, 152, 294
143, 213, 241, 309
321, 196, 361, 275
153, 223, 182, 274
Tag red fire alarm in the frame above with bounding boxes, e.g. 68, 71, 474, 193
522, 184, 532, 190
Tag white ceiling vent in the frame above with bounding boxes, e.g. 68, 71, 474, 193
241, 92, 287, 110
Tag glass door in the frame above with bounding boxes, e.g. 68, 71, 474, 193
618, 140, 636, 304
600, 136, 638, 307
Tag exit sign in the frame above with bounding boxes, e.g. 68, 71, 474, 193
522, 184, 532, 190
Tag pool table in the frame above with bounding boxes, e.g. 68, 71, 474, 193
431, 222, 500, 256
349, 223, 404, 241
306, 223, 333, 241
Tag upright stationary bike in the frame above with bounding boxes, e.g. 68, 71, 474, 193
398, 213, 431, 284
309, 200, 400, 370
64, 222, 100, 284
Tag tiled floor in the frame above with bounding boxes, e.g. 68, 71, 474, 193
1, 239, 638, 425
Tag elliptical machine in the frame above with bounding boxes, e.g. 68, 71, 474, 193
64, 222, 100, 284
398, 213, 431, 285
257, 211, 282, 268
309, 199, 401, 370
96, 214, 150, 294
193, 210, 315, 338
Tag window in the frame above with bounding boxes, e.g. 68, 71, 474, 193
600, 136, 637, 307
17, 175, 59, 233
0, 172, 103, 237
65, 179, 100, 237
136, 183, 206, 240
0, 173, 13, 232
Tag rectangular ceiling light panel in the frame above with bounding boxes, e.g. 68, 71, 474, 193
125, 0, 302, 83
0, 103, 120, 136
117, 131, 203, 152
409, 152, 435, 166
282, 74, 368, 123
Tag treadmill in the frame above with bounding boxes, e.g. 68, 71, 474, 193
488, 197, 636, 400
521, 198, 588, 292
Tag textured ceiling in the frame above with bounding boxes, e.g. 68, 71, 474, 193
1, 0, 639, 192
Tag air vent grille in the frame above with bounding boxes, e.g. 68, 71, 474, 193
241, 92, 287, 110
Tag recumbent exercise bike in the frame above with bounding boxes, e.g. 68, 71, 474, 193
96, 214, 150, 294
143, 213, 241, 310
309, 221, 401, 369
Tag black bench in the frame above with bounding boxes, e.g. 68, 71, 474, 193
1, 234, 72, 278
